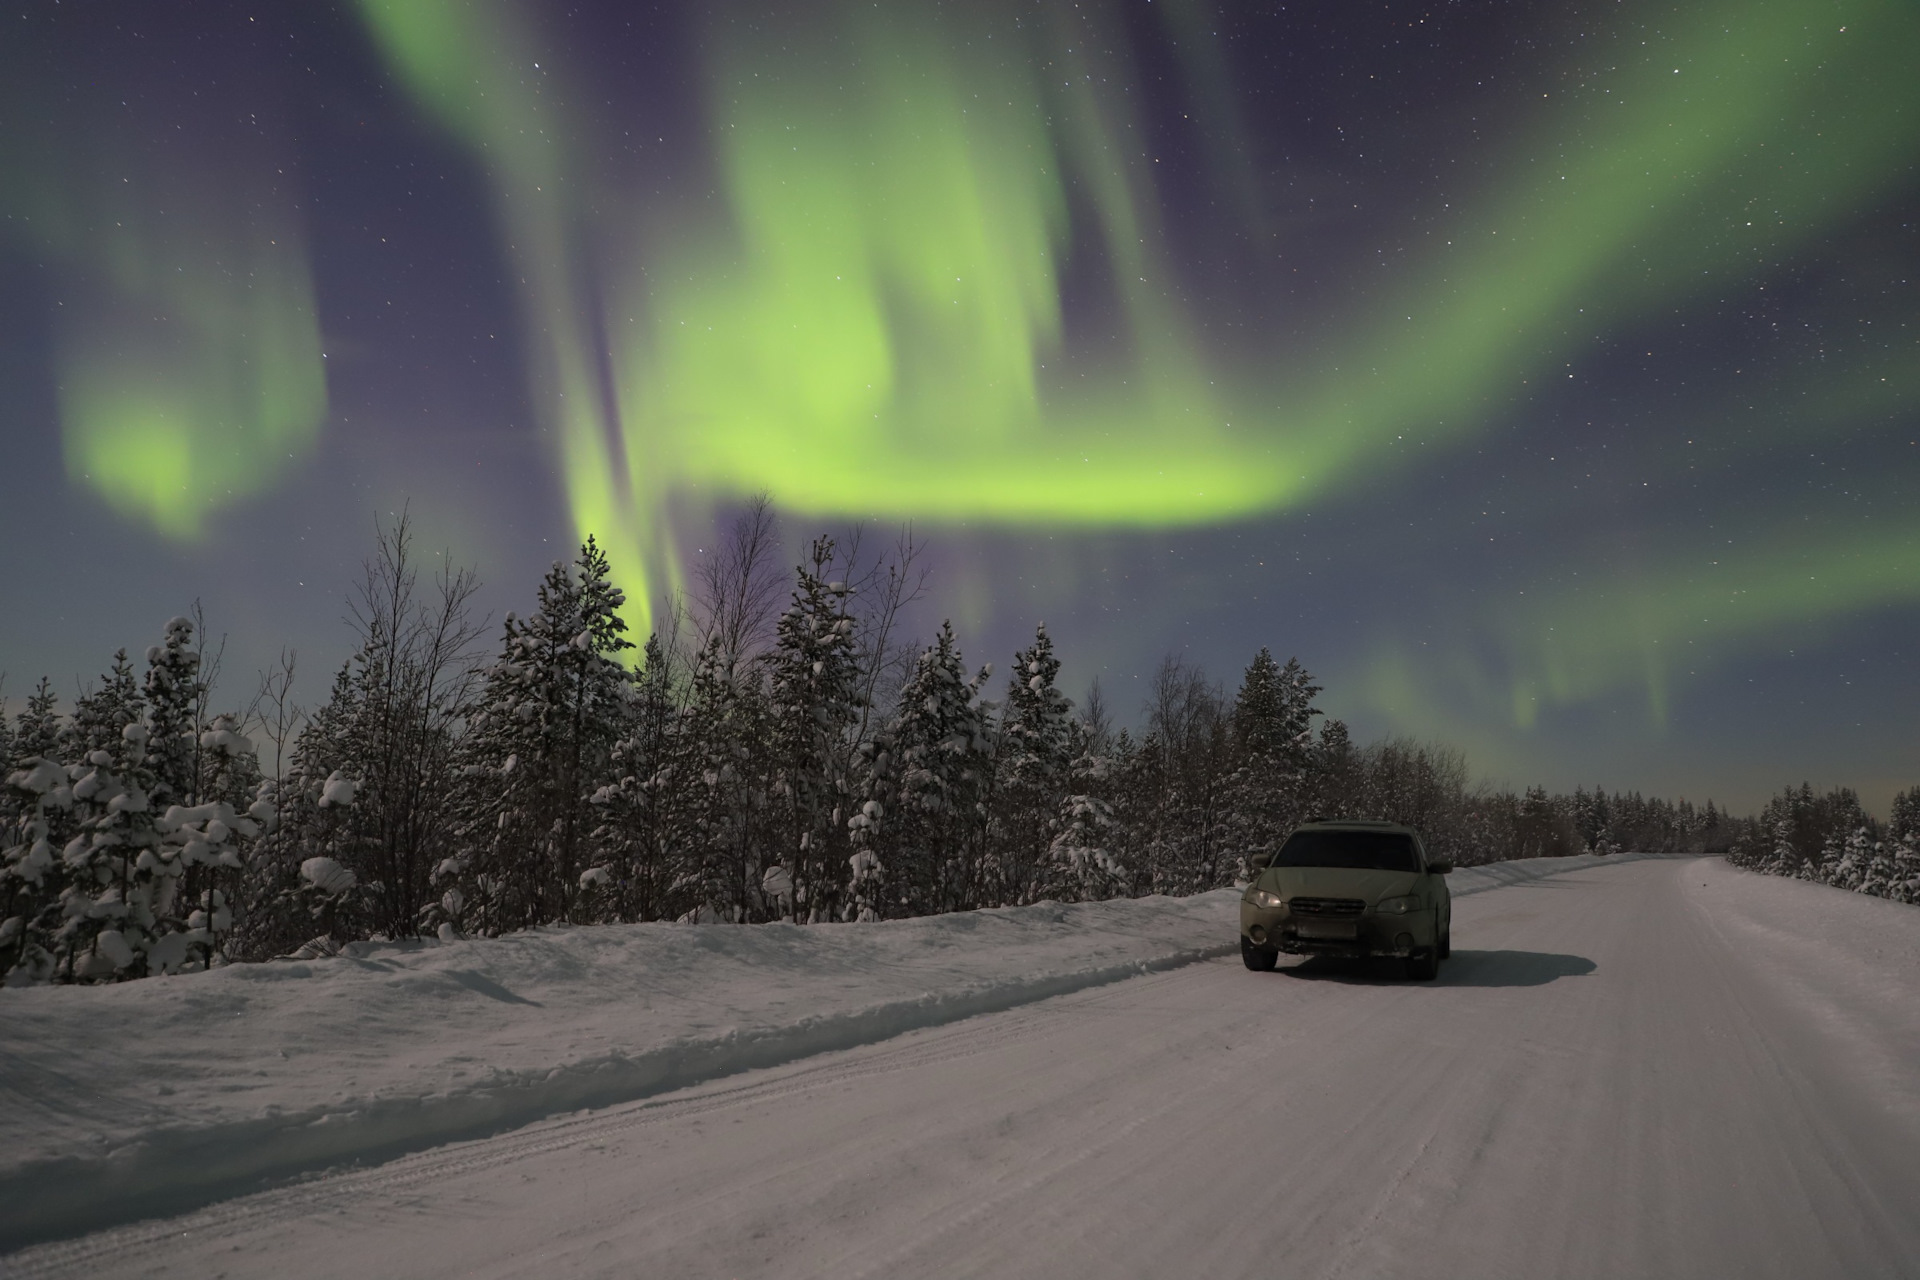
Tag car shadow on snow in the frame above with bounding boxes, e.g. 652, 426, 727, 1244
1279, 950, 1596, 987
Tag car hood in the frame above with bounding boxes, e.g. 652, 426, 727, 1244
1257, 866, 1421, 903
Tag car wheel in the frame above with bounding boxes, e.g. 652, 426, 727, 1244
1405, 948, 1439, 981
1241, 937, 1278, 971
1438, 923, 1451, 959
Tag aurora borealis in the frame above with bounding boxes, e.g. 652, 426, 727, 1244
2, 0, 1916, 810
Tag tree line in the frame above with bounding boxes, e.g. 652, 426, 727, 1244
2, 504, 1759, 986
1726, 783, 1920, 903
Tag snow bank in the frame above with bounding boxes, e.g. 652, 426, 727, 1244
0, 851, 1647, 1247
0, 892, 1235, 1246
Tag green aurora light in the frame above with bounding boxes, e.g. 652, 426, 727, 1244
0, 51, 327, 540
357, 0, 665, 622
13, 0, 1900, 738
356, 0, 1919, 642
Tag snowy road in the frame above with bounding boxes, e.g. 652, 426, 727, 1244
10, 856, 1920, 1279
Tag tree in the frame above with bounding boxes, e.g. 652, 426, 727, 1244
1037, 714, 1128, 902
693, 493, 786, 679
453, 538, 632, 934
263, 513, 483, 945
853, 622, 995, 916
1, 683, 73, 985
1890, 787, 1920, 845
993, 624, 1074, 905
673, 632, 775, 921
13, 680, 61, 764
1222, 649, 1321, 871
143, 617, 204, 810
51, 623, 200, 981
1359, 738, 1468, 859
1125, 655, 1235, 895
1309, 718, 1362, 819
584, 633, 682, 924
68, 651, 145, 759
766, 538, 863, 923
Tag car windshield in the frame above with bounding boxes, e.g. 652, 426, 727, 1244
1274, 830, 1420, 873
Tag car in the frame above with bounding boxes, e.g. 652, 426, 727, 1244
1238, 819, 1453, 979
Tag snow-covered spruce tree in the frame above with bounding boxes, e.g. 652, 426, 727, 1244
2, 683, 73, 984
142, 618, 203, 811
851, 622, 996, 917
1569, 786, 1607, 853
1890, 786, 1920, 846
450, 538, 633, 935
1879, 788, 1920, 904
582, 633, 681, 924
1830, 825, 1872, 892
1221, 649, 1321, 875
42, 621, 201, 982
2, 760, 72, 984
765, 538, 862, 923
155, 713, 270, 970
1730, 783, 1869, 884
53, 616, 263, 980
1851, 830, 1899, 899
1035, 715, 1128, 902
667, 632, 777, 922
1889, 829, 1920, 905
138, 618, 240, 971
1817, 792, 1868, 885
1, 683, 69, 982
991, 624, 1074, 906
64, 651, 146, 761
7, 647, 153, 984
12, 680, 61, 766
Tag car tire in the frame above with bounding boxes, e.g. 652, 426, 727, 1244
1405, 948, 1439, 981
1438, 923, 1451, 959
1241, 937, 1278, 972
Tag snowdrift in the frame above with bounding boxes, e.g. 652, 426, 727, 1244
0, 852, 1644, 1247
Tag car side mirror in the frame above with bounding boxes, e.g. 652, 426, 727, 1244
1429, 860, 1453, 875
1248, 851, 1274, 871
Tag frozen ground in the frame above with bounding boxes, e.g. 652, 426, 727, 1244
6, 852, 1918, 1277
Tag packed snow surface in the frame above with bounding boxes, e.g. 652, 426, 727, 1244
7, 853, 1918, 1277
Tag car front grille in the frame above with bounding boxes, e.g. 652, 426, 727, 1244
1288, 896, 1366, 918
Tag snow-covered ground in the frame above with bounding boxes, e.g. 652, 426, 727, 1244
8, 852, 1918, 1277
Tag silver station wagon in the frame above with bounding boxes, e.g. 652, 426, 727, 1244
1239, 820, 1453, 979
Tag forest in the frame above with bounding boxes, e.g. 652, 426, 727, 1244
1, 504, 1904, 987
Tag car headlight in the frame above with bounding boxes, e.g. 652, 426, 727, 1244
1247, 888, 1285, 909
1374, 894, 1420, 915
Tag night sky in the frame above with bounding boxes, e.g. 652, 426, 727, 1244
2, 0, 1916, 813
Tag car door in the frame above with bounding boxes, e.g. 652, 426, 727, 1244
1418, 837, 1449, 933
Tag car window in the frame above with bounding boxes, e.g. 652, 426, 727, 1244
1274, 830, 1420, 873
